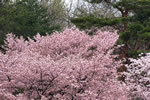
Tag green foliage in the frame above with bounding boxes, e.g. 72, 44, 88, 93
0, 0, 61, 45
10, 0, 60, 37
139, 32, 150, 41
128, 50, 150, 58
120, 22, 144, 42
131, 0, 150, 22
71, 15, 128, 30
120, 20, 150, 57
120, 0, 150, 57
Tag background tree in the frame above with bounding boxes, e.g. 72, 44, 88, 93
42, 0, 67, 30
71, 0, 150, 58
0, 0, 13, 45
0, 0, 68, 47
10, 0, 58, 37
120, 0, 150, 57
73, 0, 116, 18
71, 0, 132, 30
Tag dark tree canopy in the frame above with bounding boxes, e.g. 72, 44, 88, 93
0, 0, 60, 45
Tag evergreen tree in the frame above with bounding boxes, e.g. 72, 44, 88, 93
0, 0, 60, 46
120, 0, 150, 57
8, 0, 60, 37
0, 0, 13, 45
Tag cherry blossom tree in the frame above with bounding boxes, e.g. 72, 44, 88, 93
121, 53, 150, 100
0, 28, 129, 100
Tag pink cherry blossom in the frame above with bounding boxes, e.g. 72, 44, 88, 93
0, 28, 129, 100
122, 53, 150, 99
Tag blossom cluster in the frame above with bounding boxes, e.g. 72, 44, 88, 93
122, 53, 150, 99
0, 28, 128, 100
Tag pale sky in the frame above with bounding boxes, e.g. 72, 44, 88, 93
64, 0, 77, 4
63, 0, 78, 8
